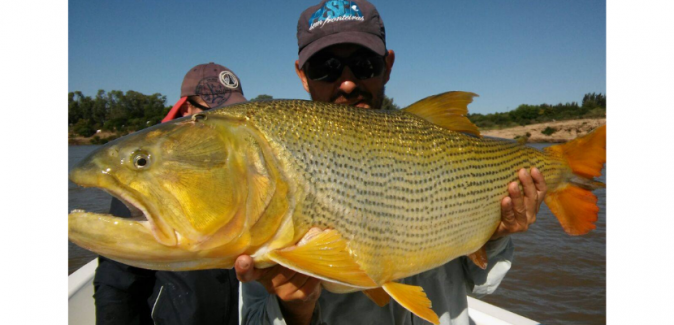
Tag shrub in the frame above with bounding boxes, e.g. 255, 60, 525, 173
74, 119, 96, 137
542, 127, 557, 136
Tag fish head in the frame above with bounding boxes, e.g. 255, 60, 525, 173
69, 113, 276, 269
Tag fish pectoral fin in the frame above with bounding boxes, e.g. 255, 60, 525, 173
402, 91, 481, 137
363, 287, 391, 307
382, 282, 440, 325
467, 245, 488, 270
267, 229, 377, 288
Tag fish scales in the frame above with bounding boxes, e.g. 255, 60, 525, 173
215, 100, 566, 283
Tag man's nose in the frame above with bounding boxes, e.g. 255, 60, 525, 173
337, 66, 358, 94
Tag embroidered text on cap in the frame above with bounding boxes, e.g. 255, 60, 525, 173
309, 1, 364, 30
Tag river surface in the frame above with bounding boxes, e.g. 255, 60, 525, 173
68, 143, 606, 325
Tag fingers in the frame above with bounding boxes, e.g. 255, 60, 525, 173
235, 255, 266, 283
500, 196, 514, 223
530, 167, 547, 209
508, 180, 527, 225
235, 255, 322, 303
491, 197, 513, 240
492, 168, 544, 240
518, 168, 537, 224
273, 271, 321, 302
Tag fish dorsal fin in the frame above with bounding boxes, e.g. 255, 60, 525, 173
402, 91, 481, 137
267, 229, 378, 288
382, 282, 440, 324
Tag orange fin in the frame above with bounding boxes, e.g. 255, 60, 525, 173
545, 125, 606, 179
382, 282, 440, 325
363, 288, 390, 307
544, 125, 606, 235
402, 91, 481, 137
467, 245, 488, 269
267, 229, 378, 288
544, 184, 599, 235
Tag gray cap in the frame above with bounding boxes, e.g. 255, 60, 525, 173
180, 62, 246, 109
297, 0, 386, 67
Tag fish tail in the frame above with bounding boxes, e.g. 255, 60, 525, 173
543, 125, 606, 235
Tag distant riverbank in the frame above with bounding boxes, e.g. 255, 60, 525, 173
68, 118, 606, 145
68, 130, 121, 145
480, 118, 606, 143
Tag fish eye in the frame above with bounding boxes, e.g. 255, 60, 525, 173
131, 150, 152, 170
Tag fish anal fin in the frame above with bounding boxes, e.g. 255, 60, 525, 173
467, 245, 488, 269
382, 282, 440, 325
402, 91, 480, 137
363, 287, 391, 307
544, 184, 599, 235
267, 229, 378, 288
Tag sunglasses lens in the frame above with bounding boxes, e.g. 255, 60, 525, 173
351, 56, 385, 80
306, 57, 342, 82
305, 53, 385, 82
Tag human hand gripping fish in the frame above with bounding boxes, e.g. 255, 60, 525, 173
68, 91, 605, 325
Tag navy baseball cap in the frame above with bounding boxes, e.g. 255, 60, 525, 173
297, 0, 387, 67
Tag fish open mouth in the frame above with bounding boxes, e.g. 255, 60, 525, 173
69, 178, 177, 247
105, 188, 149, 222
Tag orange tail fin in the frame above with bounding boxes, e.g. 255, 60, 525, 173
544, 125, 606, 235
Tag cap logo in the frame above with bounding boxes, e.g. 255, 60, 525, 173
308, 1, 363, 31
219, 71, 239, 89
196, 77, 231, 108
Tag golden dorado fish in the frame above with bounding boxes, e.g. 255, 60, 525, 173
69, 91, 606, 324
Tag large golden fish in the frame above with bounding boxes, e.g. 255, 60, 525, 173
69, 91, 605, 324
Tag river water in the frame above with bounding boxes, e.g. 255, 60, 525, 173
68, 143, 606, 324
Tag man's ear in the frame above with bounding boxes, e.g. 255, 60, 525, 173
383, 50, 395, 85
295, 60, 310, 93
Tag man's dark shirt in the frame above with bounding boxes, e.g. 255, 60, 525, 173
93, 198, 240, 325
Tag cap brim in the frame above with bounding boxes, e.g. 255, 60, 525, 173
207, 91, 247, 109
298, 31, 386, 68
162, 97, 188, 123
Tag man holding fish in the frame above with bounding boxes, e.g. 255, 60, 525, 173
235, 1, 547, 324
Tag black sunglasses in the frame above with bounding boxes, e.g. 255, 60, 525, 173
187, 99, 210, 110
305, 51, 386, 82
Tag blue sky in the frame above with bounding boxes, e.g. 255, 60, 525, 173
69, 0, 605, 114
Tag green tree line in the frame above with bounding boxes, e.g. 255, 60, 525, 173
467, 93, 606, 130
69, 90, 400, 140
69, 89, 602, 140
69, 90, 170, 137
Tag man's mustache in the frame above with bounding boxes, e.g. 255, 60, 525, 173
330, 90, 371, 103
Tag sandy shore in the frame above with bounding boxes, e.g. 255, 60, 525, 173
480, 118, 606, 143
68, 131, 120, 145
